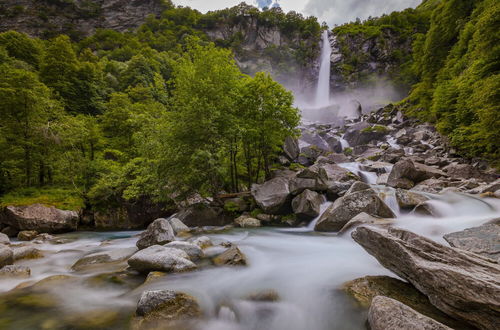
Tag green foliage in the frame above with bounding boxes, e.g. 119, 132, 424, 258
0, 187, 83, 210
406, 0, 499, 162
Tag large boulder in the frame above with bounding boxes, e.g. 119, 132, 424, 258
352, 226, 500, 330
338, 212, 393, 235
251, 177, 291, 214
343, 276, 461, 328
213, 246, 247, 266
444, 163, 497, 182
444, 222, 500, 261
283, 136, 300, 160
71, 247, 137, 271
133, 290, 201, 330
291, 190, 324, 221
387, 159, 446, 189
176, 203, 232, 227
167, 217, 190, 235
127, 245, 196, 273
368, 296, 451, 330
136, 218, 175, 250
0, 246, 13, 268
344, 122, 389, 146
315, 187, 395, 232
1, 204, 78, 233
395, 189, 429, 209
164, 241, 203, 261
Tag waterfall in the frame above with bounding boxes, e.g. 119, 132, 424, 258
315, 30, 332, 108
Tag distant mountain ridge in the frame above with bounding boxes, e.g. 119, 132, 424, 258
0, 0, 166, 39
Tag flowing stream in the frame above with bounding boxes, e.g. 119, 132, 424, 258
1, 190, 499, 329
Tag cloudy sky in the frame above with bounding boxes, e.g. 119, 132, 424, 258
173, 0, 421, 26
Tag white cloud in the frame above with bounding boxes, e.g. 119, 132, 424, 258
172, 0, 421, 26
304, 0, 421, 26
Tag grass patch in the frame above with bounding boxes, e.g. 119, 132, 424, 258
0, 187, 84, 211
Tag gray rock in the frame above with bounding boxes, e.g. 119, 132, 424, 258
444, 223, 500, 261
396, 189, 429, 209
164, 241, 204, 260
368, 296, 451, 330
190, 236, 213, 249
283, 136, 300, 160
444, 163, 497, 182
176, 203, 232, 227
315, 188, 395, 232
352, 226, 500, 330
127, 245, 196, 273
0, 232, 9, 245
71, 247, 137, 271
12, 245, 43, 261
343, 276, 461, 328
338, 212, 392, 235
0, 265, 31, 278
134, 290, 201, 328
387, 159, 447, 189
411, 178, 449, 193
167, 217, 190, 235
292, 189, 324, 221
345, 181, 371, 195
289, 177, 323, 195
0, 246, 13, 268
17, 230, 38, 241
251, 177, 291, 214
1, 204, 78, 233
213, 246, 247, 266
344, 122, 389, 146
234, 215, 261, 228
136, 218, 175, 250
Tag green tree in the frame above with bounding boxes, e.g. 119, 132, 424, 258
238, 72, 300, 185
0, 65, 62, 187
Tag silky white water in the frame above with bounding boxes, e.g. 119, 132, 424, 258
315, 30, 332, 108
1, 191, 499, 329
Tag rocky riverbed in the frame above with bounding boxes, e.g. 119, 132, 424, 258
0, 105, 499, 329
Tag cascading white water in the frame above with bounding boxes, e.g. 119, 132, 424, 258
315, 30, 332, 108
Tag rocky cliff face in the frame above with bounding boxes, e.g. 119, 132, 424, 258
0, 0, 165, 39
205, 15, 320, 96
328, 28, 413, 92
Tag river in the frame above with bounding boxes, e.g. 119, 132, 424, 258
1, 191, 499, 329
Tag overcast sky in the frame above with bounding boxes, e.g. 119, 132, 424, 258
173, 0, 421, 26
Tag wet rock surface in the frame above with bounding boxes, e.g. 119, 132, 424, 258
368, 296, 452, 330
251, 177, 292, 214
444, 222, 500, 261
127, 245, 196, 273
315, 186, 395, 232
352, 226, 500, 329
133, 290, 201, 329
1, 204, 78, 233
136, 218, 175, 250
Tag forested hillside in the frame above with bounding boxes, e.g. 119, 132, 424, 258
333, 0, 499, 162
0, 1, 310, 223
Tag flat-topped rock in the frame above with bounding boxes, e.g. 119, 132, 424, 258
368, 296, 451, 330
127, 245, 196, 273
444, 222, 500, 261
352, 226, 500, 330
2, 204, 78, 233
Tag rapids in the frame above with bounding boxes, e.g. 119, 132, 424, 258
1, 191, 499, 329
